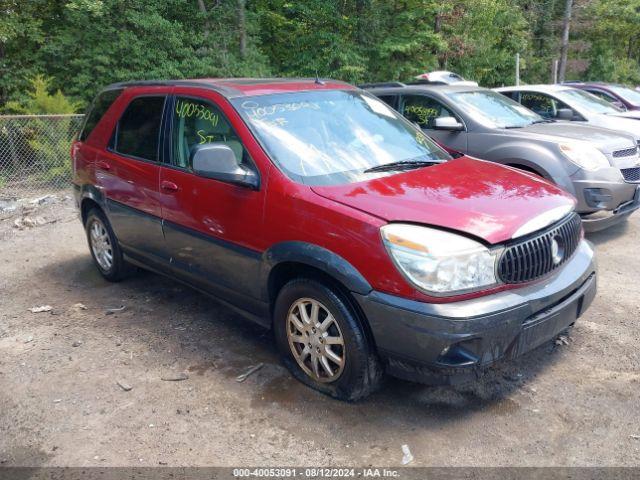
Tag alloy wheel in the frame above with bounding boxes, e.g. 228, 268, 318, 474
89, 218, 114, 272
286, 298, 345, 383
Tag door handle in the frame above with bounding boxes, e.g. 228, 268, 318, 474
96, 161, 111, 171
161, 180, 179, 192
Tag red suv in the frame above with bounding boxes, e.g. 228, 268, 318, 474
72, 79, 596, 400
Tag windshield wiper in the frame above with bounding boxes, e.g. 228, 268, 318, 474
363, 159, 439, 173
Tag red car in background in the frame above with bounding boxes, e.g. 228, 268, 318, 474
72, 78, 596, 400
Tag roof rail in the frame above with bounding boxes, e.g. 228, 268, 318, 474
406, 79, 447, 85
358, 82, 406, 89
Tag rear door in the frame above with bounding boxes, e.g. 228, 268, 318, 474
400, 94, 468, 153
95, 90, 169, 262
158, 91, 267, 311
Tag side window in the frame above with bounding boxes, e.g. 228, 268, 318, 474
401, 95, 456, 129
112, 96, 166, 161
78, 88, 123, 142
377, 95, 398, 109
171, 97, 247, 169
587, 89, 616, 103
519, 92, 570, 119
499, 91, 518, 101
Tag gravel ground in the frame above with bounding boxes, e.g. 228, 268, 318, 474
0, 193, 639, 467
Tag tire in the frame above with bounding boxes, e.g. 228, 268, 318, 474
85, 208, 135, 282
273, 278, 383, 401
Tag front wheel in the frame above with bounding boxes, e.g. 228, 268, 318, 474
273, 278, 382, 401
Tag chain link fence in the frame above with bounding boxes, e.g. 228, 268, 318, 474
0, 114, 84, 198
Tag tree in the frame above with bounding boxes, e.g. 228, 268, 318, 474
584, 0, 640, 84
3, 75, 81, 114
436, 0, 529, 87
557, 0, 573, 82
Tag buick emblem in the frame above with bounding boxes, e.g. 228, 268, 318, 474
551, 236, 564, 265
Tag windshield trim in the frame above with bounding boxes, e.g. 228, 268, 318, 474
230, 89, 451, 186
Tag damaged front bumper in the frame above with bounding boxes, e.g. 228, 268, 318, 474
353, 241, 597, 385
570, 166, 640, 232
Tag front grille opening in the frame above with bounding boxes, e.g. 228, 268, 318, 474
612, 146, 639, 158
621, 167, 640, 183
498, 213, 582, 284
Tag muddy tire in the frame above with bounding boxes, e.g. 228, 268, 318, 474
273, 278, 383, 401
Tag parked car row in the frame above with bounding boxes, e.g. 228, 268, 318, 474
364, 82, 640, 231
72, 77, 635, 401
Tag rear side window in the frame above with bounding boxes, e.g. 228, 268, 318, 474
112, 96, 166, 161
78, 89, 122, 142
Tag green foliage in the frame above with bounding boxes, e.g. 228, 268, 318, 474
1, 0, 639, 110
1, 75, 81, 186
583, 0, 640, 85
437, 0, 529, 86
4, 76, 81, 114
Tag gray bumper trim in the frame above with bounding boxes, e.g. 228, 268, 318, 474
354, 241, 597, 384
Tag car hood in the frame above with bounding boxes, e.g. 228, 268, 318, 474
518, 122, 636, 154
611, 110, 640, 120
589, 115, 640, 140
311, 157, 576, 245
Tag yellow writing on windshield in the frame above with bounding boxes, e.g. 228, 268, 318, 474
197, 130, 215, 144
404, 105, 438, 126
176, 99, 220, 128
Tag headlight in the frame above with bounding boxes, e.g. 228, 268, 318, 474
381, 224, 500, 295
559, 142, 610, 171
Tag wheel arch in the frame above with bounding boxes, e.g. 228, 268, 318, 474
79, 185, 107, 225
262, 242, 376, 348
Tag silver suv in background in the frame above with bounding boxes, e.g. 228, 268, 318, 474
495, 85, 640, 138
363, 83, 640, 231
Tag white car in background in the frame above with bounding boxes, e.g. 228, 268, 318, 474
495, 84, 640, 142
415, 70, 478, 86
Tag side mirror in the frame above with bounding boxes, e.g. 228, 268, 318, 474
191, 143, 259, 190
555, 108, 575, 120
613, 101, 627, 111
434, 116, 464, 131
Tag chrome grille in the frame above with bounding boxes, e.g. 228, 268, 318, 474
621, 167, 640, 182
612, 146, 638, 158
498, 214, 582, 284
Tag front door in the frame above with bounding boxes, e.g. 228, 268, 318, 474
158, 93, 267, 310
400, 94, 468, 154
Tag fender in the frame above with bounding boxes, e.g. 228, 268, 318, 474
481, 141, 577, 196
260, 241, 373, 299
75, 183, 108, 222
80, 183, 106, 206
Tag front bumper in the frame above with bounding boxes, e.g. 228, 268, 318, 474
570, 167, 640, 231
354, 241, 597, 385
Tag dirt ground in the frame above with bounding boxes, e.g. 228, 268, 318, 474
0, 193, 639, 468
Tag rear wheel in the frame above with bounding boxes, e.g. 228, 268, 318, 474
85, 208, 134, 282
274, 278, 382, 401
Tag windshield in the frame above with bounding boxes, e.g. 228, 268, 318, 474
446, 90, 542, 128
556, 88, 623, 114
608, 85, 640, 107
232, 90, 450, 186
